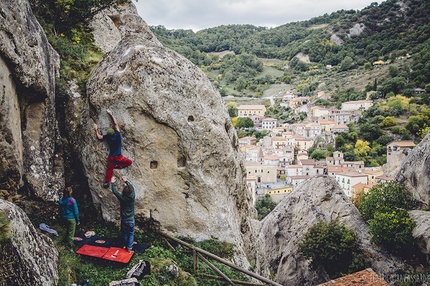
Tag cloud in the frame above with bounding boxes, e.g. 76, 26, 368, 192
135, 0, 375, 31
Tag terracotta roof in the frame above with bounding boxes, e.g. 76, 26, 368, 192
362, 169, 383, 175
342, 100, 372, 104
273, 137, 286, 141
289, 175, 311, 180
390, 141, 415, 147
264, 155, 279, 160
300, 159, 316, 165
352, 182, 365, 188
238, 105, 266, 109
317, 268, 388, 286
328, 167, 350, 173
319, 120, 337, 124
334, 124, 349, 129
336, 171, 368, 177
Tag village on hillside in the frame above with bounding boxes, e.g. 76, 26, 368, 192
237, 92, 416, 204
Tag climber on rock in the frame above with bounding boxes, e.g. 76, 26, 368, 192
94, 109, 132, 188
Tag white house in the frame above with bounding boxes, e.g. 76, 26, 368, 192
300, 159, 317, 176
335, 171, 369, 198
295, 137, 314, 151
387, 141, 415, 158
245, 161, 278, 184
272, 137, 287, 149
286, 164, 303, 177
333, 124, 349, 133
305, 122, 322, 138
264, 154, 280, 166
262, 118, 278, 130
238, 136, 256, 147
341, 100, 372, 111
238, 105, 266, 117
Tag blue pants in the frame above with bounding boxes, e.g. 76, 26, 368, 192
121, 218, 135, 250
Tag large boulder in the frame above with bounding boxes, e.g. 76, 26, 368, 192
254, 176, 405, 286
409, 210, 430, 258
0, 199, 58, 285
395, 133, 430, 207
79, 3, 258, 266
0, 0, 63, 199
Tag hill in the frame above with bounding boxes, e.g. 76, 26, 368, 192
150, 0, 430, 101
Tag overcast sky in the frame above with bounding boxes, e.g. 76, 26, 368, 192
135, 0, 376, 32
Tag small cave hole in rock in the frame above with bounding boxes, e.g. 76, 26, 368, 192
150, 160, 158, 169
188, 115, 194, 122
177, 156, 186, 168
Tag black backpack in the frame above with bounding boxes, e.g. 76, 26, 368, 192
126, 260, 151, 280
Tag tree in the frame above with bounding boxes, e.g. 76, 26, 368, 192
299, 221, 369, 278
310, 149, 327, 160
255, 195, 277, 220
335, 134, 346, 150
369, 210, 416, 255
359, 122, 382, 141
31, 0, 128, 36
340, 56, 354, 71
406, 115, 429, 136
354, 140, 371, 157
375, 135, 394, 146
226, 102, 238, 118
379, 116, 397, 128
356, 181, 412, 221
235, 117, 254, 129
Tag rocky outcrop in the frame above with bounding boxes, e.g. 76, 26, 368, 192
382, 150, 408, 176
330, 34, 344, 46
254, 176, 405, 286
80, 3, 257, 266
348, 23, 365, 38
409, 210, 430, 258
395, 133, 430, 207
0, 0, 63, 199
0, 199, 58, 285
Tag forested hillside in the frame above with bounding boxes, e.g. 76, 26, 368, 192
150, 0, 430, 98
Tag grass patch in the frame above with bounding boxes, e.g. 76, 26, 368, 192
47, 220, 252, 286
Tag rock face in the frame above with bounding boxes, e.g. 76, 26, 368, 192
80, 3, 257, 265
409, 210, 430, 257
89, 4, 123, 53
0, 199, 58, 285
395, 133, 430, 207
348, 23, 365, 38
0, 0, 63, 199
254, 176, 405, 286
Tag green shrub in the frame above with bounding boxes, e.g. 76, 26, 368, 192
255, 194, 277, 220
299, 220, 369, 278
369, 210, 416, 255
356, 181, 412, 221
0, 211, 10, 242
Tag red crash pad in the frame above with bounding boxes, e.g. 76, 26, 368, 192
76, 244, 108, 258
102, 247, 134, 263
76, 245, 134, 264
